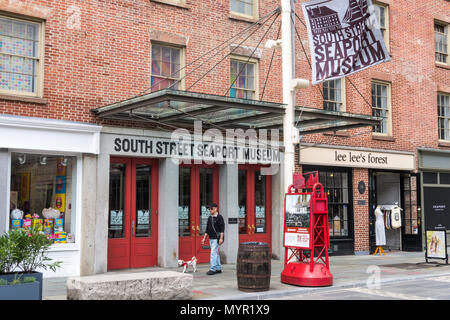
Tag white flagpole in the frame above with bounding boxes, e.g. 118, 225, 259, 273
281, 0, 296, 193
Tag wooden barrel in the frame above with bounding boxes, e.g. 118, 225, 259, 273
236, 242, 271, 292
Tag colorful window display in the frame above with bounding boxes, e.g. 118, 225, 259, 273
0, 16, 41, 94
10, 153, 75, 244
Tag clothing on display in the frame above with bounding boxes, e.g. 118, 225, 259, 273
375, 205, 386, 246
390, 205, 402, 229
382, 205, 402, 230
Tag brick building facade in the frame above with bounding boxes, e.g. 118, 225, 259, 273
0, 0, 448, 277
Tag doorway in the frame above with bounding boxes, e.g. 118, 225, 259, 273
368, 171, 422, 252
178, 164, 219, 263
238, 165, 272, 250
107, 158, 159, 270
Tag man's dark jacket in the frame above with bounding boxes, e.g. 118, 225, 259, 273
206, 214, 225, 239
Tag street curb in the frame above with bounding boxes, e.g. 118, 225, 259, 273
199, 271, 450, 300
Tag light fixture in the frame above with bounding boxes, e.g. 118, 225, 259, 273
39, 156, 47, 165
61, 157, 68, 167
291, 78, 310, 91
18, 154, 26, 165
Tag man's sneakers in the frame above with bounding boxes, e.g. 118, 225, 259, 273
206, 270, 222, 275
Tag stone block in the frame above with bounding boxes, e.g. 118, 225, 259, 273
66, 271, 192, 300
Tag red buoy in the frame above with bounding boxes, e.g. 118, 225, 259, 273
281, 172, 333, 287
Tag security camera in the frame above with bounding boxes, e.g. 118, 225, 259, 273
265, 39, 282, 49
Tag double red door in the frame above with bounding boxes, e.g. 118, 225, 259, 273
107, 157, 158, 270
238, 165, 272, 250
178, 164, 219, 263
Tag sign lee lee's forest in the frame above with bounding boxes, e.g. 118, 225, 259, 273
302, 0, 391, 84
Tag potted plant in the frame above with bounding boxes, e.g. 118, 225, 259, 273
0, 226, 61, 300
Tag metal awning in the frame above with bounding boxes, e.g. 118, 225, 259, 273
92, 89, 381, 134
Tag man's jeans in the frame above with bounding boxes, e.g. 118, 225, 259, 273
209, 239, 222, 272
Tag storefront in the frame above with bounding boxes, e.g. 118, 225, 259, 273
99, 128, 281, 269
93, 90, 285, 270
300, 144, 419, 255
0, 114, 101, 277
418, 148, 450, 250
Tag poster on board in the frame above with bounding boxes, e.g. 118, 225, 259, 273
284, 194, 312, 249
426, 230, 448, 262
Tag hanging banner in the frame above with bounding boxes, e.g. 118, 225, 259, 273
301, 0, 391, 84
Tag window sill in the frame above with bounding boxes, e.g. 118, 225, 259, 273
0, 94, 47, 104
435, 62, 450, 70
150, 0, 189, 9
438, 140, 450, 148
372, 134, 395, 142
229, 13, 259, 24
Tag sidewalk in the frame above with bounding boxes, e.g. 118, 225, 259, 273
43, 251, 450, 300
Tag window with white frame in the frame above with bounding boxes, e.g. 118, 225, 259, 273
371, 81, 391, 135
230, 0, 257, 19
0, 15, 43, 96
435, 22, 448, 65
150, 43, 183, 91
230, 58, 257, 100
323, 78, 345, 112
373, 2, 389, 49
438, 93, 450, 140
10, 153, 76, 243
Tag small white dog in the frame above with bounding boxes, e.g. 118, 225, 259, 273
178, 256, 198, 273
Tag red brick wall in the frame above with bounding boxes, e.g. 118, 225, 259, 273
352, 168, 369, 253
294, 0, 450, 155
0, 0, 283, 128
0, 0, 447, 156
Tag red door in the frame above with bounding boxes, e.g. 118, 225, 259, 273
179, 164, 219, 263
238, 165, 272, 251
107, 157, 158, 270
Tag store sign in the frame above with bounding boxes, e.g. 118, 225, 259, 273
300, 146, 415, 170
102, 134, 281, 164
423, 187, 450, 230
301, 0, 391, 84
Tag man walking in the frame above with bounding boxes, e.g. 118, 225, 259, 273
201, 203, 224, 275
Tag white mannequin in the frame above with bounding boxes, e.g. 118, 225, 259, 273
375, 205, 386, 246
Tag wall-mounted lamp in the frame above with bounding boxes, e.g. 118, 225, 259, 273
39, 156, 47, 166
291, 78, 310, 91
61, 157, 68, 167
18, 154, 26, 165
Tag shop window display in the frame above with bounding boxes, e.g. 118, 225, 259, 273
10, 153, 75, 244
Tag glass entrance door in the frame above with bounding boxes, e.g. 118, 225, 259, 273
238, 165, 272, 250
178, 164, 219, 263
401, 173, 422, 251
108, 158, 158, 270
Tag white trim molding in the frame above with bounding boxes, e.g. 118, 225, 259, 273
0, 115, 102, 154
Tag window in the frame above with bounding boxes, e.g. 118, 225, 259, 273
150, 44, 183, 91
435, 22, 448, 64
438, 93, 450, 140
323, 78, 345, 111
319, 170, 351, 238
230, 58, 257, 100
230, 0, 258, 19
10, 153, 76, 243
371, 81, 391, 135
0, 15, 43, 96
373, 3, 389, 49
